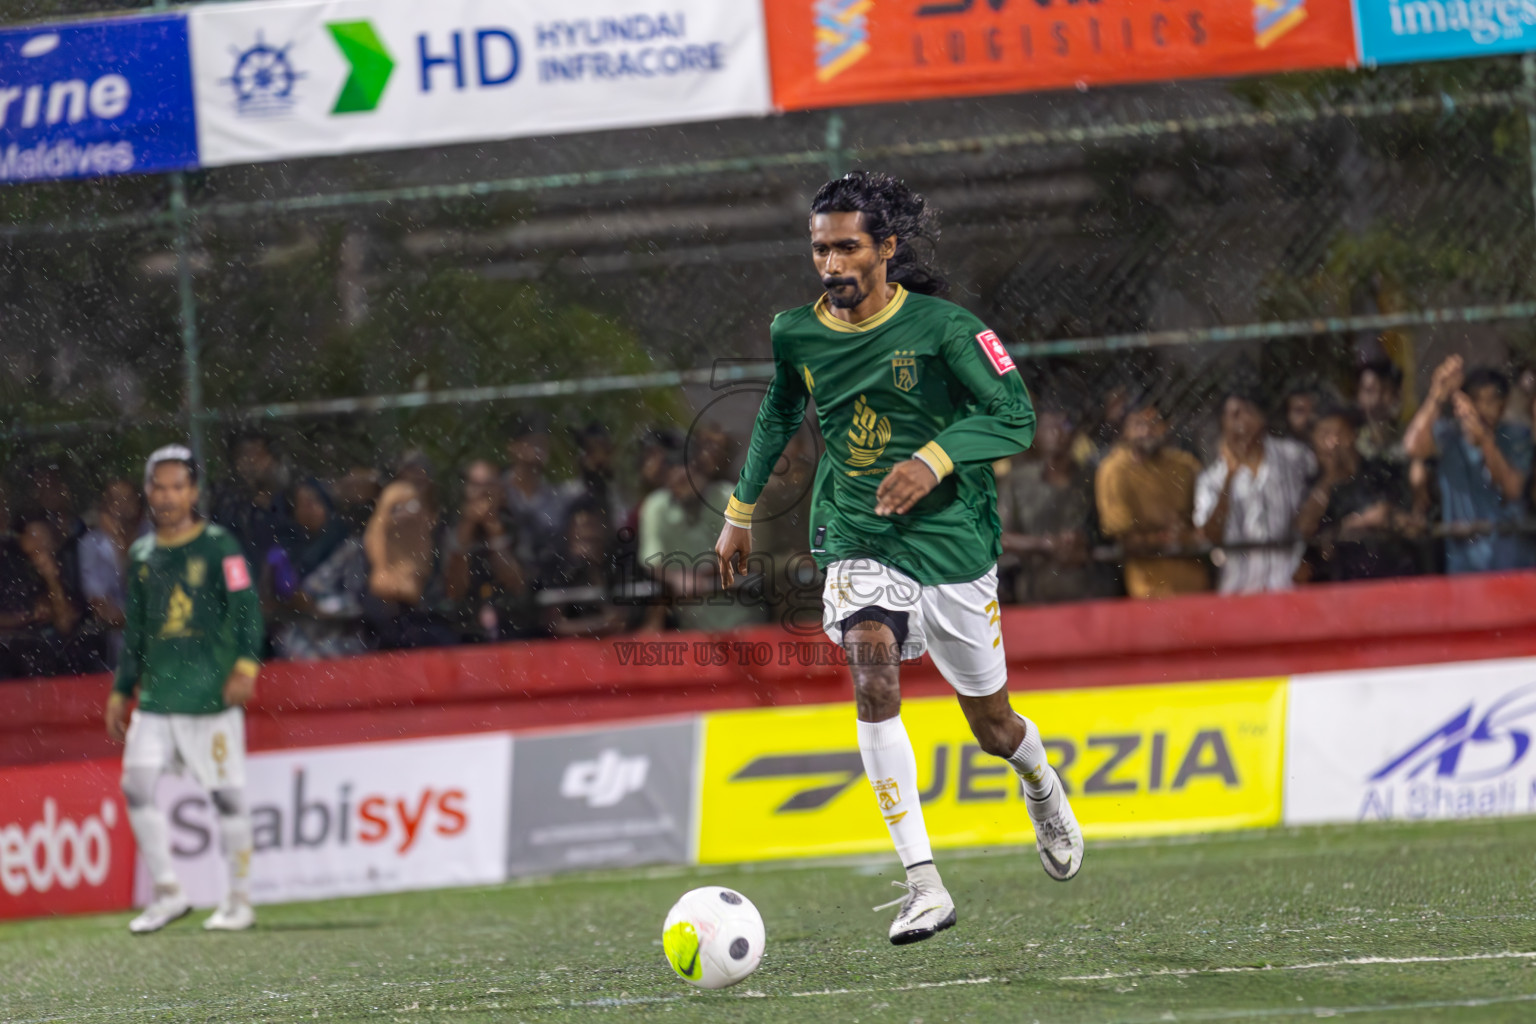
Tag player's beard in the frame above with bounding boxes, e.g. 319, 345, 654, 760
822, 276, 866, 310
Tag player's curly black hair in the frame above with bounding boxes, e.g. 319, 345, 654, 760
809, 170, 948, 297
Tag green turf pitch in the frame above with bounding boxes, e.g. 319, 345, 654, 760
3, 818, 1535, 1023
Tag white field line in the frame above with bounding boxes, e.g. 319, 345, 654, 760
1106, 990, 1536, 1022
784, 976, 996, 998
568, 976, 997, 1006
1059, 949, 1536, 981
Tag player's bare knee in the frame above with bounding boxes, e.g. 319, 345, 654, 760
852, 667, 901, 721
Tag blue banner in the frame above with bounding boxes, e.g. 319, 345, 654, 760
0, 14, 197, 184
1355, 0, 1536, 66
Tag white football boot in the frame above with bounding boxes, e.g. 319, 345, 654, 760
203, 897, 256, 932
1026, 766, 1084, 881
128, 885, 191, 935
875, 864, 957, 945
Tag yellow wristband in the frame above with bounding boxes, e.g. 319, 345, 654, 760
234, 658, 261, 679
913, 441, 954, 482
724, 495, 755, 529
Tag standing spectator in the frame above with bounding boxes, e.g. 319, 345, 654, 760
536, 499, 634, 638
268, 479, 370, 660
639, 454, 763, 632
1297, 406, 1424, 581
501, 413, 565, 568
79, 478, 149, 665
559, 423, 626, 536
620, 428, 683, 541
211, 432, 289, 563
688, 422, 735, 485
332, 465, 382, 538
998, 409, 1115, 604
1356, 359, 1406, 463
751, 425, 822, 629
25, 462, 85, 542
363, 465, 455, 649
444, 459, 528, 641
13, 515, 99, 675
1070, 384, 1131, 469
1404, 356, 1535, 573
1282, 385, 1320, 445
1095, 402, 1209, 598
1194, 390, 1316, 593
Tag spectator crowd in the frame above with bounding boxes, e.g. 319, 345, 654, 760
3, 353, 1535, 681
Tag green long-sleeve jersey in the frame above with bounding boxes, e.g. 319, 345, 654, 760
113, 522, 264, 715
728, 285, 1036, 585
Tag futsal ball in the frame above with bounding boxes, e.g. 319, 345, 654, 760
661, 886, 765, 989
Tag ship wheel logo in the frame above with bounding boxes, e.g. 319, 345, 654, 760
222, 34, 305, 116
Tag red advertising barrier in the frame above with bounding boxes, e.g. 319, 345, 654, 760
3, 571, 1536, 769
769, 0, 1357, 111
0, 759, 134, 920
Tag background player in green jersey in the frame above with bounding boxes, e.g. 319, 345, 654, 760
104, 445, 265, 934
715, 171, 1084, 946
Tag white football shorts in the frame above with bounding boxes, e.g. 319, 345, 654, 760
821, 557, 1007, 698
122, 706, 247, 790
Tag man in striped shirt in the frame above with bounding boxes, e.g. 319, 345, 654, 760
1194, 388, 1316, 593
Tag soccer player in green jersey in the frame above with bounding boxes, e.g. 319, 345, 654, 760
104, 445, 265, 934
715, 171, 1084, 945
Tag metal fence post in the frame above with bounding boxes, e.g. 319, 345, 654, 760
170, 172, 204, 470
825, 112, 848, 180
1526, 54, 1536, 298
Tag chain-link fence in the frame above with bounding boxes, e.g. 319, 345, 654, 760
5, 4, 1536, 658
4, 30, 1534, 472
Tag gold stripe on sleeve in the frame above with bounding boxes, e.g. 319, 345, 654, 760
724, 495, 756, 528
914, 441, 955, 481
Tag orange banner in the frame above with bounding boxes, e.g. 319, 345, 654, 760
768, 0, 1357, 111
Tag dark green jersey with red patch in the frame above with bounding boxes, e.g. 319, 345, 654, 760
112, 522, 264, 715
729, 286, 1036, 585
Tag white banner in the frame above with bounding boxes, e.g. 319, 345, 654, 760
1285, 658, 1536, 825
135, 733, 512, 908
188, 0, 770, 168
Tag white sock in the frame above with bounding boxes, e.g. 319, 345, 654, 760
218, 812, 254, 902
857, 715, 934, 869
1006, 715, 1054, 800
127, 804, 179, 890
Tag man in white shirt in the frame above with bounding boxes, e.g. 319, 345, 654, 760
1194, 388, 1316, 593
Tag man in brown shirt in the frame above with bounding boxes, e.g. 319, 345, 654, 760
1095, 403, 1210, 598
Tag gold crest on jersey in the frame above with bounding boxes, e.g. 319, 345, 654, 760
185, 557, 206, 588
161, 584, 194, 638
846, 394, 892, 469
892, 351, 918, 392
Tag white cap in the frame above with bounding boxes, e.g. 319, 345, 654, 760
144, 444, 197, 487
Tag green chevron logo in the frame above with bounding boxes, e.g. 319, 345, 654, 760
326, 20, 393, 115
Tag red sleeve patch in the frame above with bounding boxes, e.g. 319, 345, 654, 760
976, 330, 1016, 375
222, 555, 252, 592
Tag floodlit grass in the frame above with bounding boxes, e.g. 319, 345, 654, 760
3, 817, 1535, 1022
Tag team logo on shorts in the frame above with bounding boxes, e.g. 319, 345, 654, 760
892, 351, 919, 392
184, 558, 206, 588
